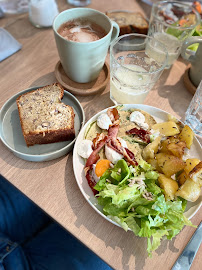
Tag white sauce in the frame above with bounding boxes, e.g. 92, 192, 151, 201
77, 140, 93, 159
97, 113, 112, 130
130, 111, 149, 130
150, 129, 161, 141
117, 137, 128, 148
105, 145, 123, 164
92, 164, 100, 183
104, 138, 127, 164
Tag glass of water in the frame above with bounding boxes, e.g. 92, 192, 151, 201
67, 0, 91, 6
0, 0, 29, 13
185, 80, 202, 137
110, 33, 168, 105
148, 1, 200, 68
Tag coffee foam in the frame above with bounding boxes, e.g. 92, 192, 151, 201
58, 20, 106, 43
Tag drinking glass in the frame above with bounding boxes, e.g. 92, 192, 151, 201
110, 33, 168, 105
185, 80, 202, 137
0, 0, 29, 13
67, 0, 91, 6
29, 0, 59, 28
148, 1, 200, 68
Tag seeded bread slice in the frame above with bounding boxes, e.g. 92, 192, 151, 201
106, 11, 148, 35
16, 83, 75, 147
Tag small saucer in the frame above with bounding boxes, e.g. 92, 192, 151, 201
0, 87, 85, 162
183, 65, 197, 95
54, 61, 110, 96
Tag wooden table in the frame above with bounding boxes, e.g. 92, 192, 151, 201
0, 1, 201, 269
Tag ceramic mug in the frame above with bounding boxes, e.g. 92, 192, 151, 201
181, 36, 202, 87
53, 8, 119, 83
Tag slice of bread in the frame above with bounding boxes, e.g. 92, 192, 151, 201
106, 11, 148, 35
16, 83, 75, 147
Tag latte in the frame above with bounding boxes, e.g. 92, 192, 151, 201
58, 19, 107, 43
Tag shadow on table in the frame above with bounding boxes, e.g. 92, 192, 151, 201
29, 72, 113, 120
136, 0, 153, 20
29, 72, 58, 88
0, 137, 65, 170
5, 14, 50, 40
64, 154, 179, 270
153, 66, 192, 120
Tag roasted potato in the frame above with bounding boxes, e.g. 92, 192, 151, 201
152, 121, 180, 136
147, 158, 163, 173
176, 171, 188, 186
142, 136, 162, 160
167, 114, 178, 123
175, 178, 201, 202
189, 161, 202, 187
178, 125, 194, 149
176, 159, 201, 186
158, 174, 179, 200
159, 137, 179, 154
167, 141, 186, 158
184, 158, 200, 175
156, 153, 186, 177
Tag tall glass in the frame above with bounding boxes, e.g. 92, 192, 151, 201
110, 34, 168, 105
67, 0, 91, 6
0, 0, 29, 13
185, 80, 202, 137
148, 1, 200, 68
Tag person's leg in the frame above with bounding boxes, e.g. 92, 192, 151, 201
23, 223, 112, 270
0, 175, 112, 270
0, 232, 30, 270
0, 175, 51, 243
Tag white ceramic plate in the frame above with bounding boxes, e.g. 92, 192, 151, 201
73, 104, 202, 227
0, 87, 85, 162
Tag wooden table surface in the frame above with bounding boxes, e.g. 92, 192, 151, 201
0, 1, 201, 269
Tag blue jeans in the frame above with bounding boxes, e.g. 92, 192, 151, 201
0, 175, 112, 270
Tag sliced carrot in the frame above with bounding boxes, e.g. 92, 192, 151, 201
194, 1, 202, 14
179, 19, 187, 26
95, 159, 111, 177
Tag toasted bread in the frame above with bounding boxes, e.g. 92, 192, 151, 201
106, 11, 148, 35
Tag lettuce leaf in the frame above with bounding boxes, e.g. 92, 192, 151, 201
95, 159, 195, 257
94, 159, 131, 191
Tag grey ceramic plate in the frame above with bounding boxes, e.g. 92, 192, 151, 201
0, 87, 85, 162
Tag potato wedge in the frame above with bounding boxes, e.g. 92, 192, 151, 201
142, 136, 162, 160
159, 138, 177, 154
175, 178, 201, 202
167, 141, 186, 158
158, 174, 179, 200
147, 158, 163, 173
189, 161, 202, 187
167, 114, 178, 123
167, 115, 183, 128
152, 121, 180, 136
184, 158, 200, 175
156, 153, 186, 177
176, 171, 188, 186
178, 125, 194, 149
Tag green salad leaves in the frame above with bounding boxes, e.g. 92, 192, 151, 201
94, 159, 195, 256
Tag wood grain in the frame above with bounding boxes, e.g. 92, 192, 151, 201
0, 1, 201, 270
